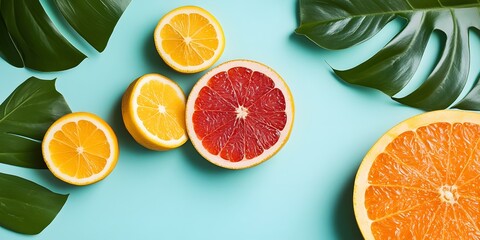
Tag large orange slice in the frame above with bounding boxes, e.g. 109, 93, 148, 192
354, 110, 480, 239
42, 112, 119, 186
154, 6, 225, 73
186, 60, 294, 169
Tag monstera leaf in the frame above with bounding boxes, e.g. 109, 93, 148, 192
0, 77, 71, 235
0, 173, 68, 235
0, 0, 130, 72
296, 0, 480, 110
0, 77, 71, 169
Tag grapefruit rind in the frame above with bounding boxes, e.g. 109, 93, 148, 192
122, 73, 188, 150
186, 60, 294, 169
42, 112, 119, 186
353, 110, 480, 239
154, 6, 225, 73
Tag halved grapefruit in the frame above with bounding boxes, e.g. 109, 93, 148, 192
354, 110, 480, 239
186, 60, 294, 169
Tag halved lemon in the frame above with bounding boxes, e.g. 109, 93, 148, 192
42, 112, 119, 186
154, 6, 225, 73
122, 73, 187, 150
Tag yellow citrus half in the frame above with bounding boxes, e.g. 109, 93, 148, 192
122, 73, 187, 150
154, 5, 225, 73
354, 110, 480, 239
186, 60, 295, 169
42, 112, 119, 186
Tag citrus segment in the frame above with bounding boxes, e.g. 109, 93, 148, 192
42, 112, 119, 186
354, 110, 480, 239
186, 60, 294, 169
122, 73, 187, 150
154, 6, 225, 73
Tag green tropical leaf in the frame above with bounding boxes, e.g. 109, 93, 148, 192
0, 0, 130, 72
0, 0, 85, 71
295, 0, 480, 110
0, 77, 71, 169
53, 0, 131, 52
454, 74, 480, 110
0, 172, 68, 235
0, 10, 23, 68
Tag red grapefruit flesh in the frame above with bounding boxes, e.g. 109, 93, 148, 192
186, 60, 294, 169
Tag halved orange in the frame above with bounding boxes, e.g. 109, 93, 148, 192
154, 6, 225, 73
122, 73, 187, 150
186, 60, 294, 169
42, 112, 119, 186
354, 110, 480, 239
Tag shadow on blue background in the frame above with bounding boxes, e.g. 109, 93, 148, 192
179, 141, 231, 174
333, 169, 363, 240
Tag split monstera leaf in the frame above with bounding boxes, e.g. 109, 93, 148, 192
296, 0, 480, 110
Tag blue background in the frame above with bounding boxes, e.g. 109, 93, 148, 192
1, 0, 479, 239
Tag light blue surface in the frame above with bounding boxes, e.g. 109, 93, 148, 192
0, 1, 479, 239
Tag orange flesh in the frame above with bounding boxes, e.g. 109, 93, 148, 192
137, 80, 186, 140
366, 122, 480, 238
160, 13, 219, 66
49, 120, 110, 178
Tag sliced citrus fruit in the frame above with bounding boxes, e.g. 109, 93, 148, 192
154, 6, 225, 73
354, 110, 480, 239
122, 73, 187, 150
42, 112, 119, 186
186, 60, 294, 169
